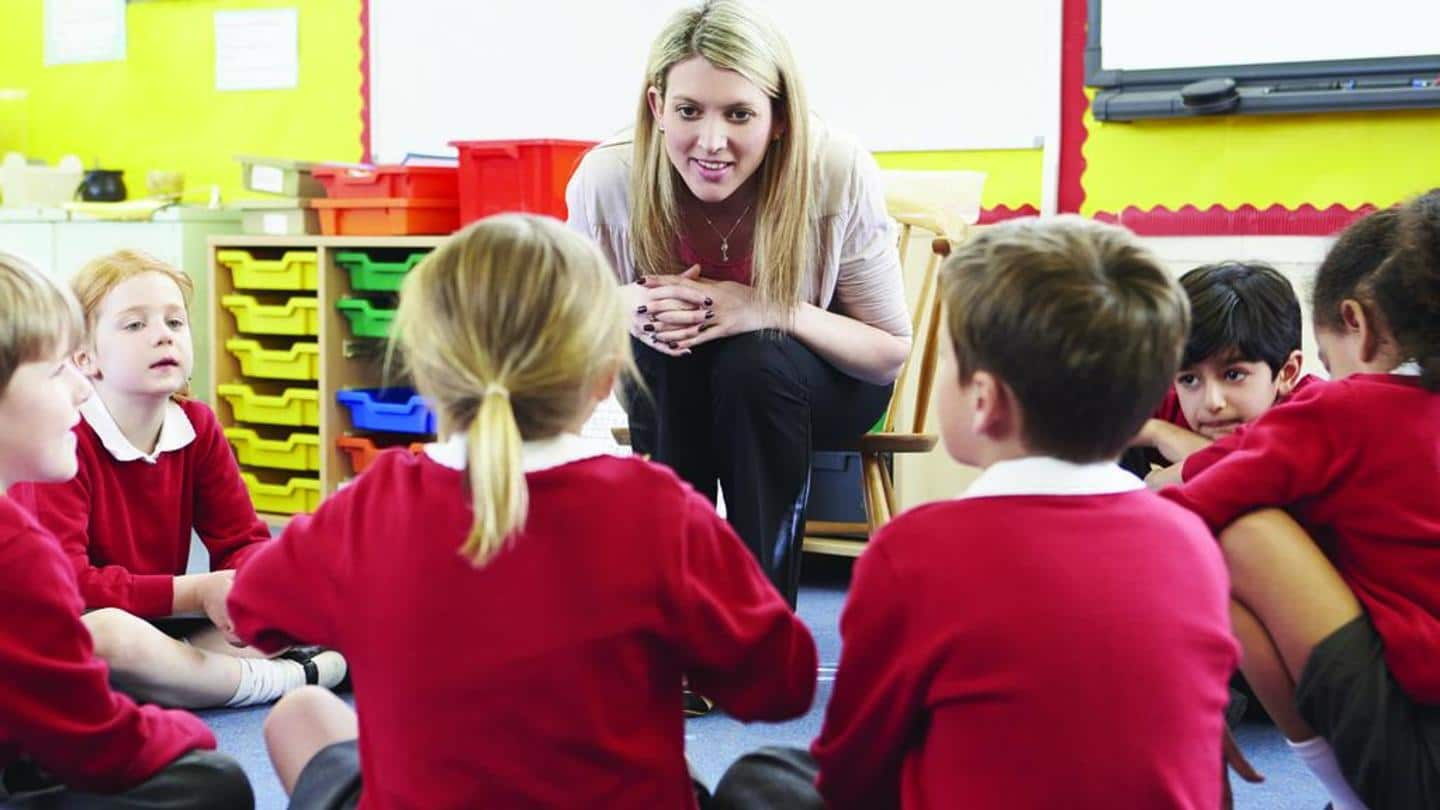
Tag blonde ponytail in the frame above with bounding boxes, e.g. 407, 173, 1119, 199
461, 384, 527, 563
390, 215, 632, 567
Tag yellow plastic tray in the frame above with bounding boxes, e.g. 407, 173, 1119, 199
217, 249, 319, 291
240, 473, 321, 515
221, 295, 319, 336
225, 339, 320, 381
216, 383, 320, 427
224, 427, 320, 472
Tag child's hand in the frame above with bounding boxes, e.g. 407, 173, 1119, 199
199, 570, 242, 645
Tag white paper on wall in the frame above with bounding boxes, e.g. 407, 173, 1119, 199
44, 0, 126, 66
215, 8, 299, 92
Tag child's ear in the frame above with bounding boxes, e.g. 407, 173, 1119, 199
72, 347, 101, 380
1275, 350, 1304, 395
1341, 298, 1386, 363
970, 370, 1017, 441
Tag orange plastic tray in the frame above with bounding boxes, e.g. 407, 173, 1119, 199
311, 197, 459, 236
336, 435, 426, 475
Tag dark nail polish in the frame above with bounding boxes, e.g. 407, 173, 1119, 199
643, 324, 655, 332
650, 335, 660, 343
668, 342, 678, 349
636, 305, 647, 314
705, 310, 715, 320
637, 277, 649, 286
703, 297, 713, 306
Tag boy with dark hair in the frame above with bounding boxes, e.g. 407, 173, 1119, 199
1126, 261, 1309, 485
712, 217, 1242, 809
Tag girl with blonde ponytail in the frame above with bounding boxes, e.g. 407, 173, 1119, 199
227, 214, 817, 809
566, 0, 912, 606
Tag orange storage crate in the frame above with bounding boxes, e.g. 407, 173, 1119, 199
335, 435, 425, 475
312, 165, 459, 200
312, 198, 459, 236
449, 139, 594, 225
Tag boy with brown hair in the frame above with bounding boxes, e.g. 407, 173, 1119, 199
714, 217, 1242, 809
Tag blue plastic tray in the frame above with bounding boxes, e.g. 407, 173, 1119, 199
335, 388, 437, 435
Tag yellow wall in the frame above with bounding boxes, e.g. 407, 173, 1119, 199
0, 0, 364, 204
1081, 97, 1440, 215
876, 148, 1043, 211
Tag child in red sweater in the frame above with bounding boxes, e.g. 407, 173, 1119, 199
227, 215, 816, 809
1124, 260, 1312, 487
1165, 191, 1440, 810
18, 250, 344, 709
714, 216, 1242, 809
0, 252, 250, 808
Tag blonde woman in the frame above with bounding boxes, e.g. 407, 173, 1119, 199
567, 0, 911, 607
229, 216, 816, 809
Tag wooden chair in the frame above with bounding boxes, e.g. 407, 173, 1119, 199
611, 219, 962, 558
802, 220, 958, 557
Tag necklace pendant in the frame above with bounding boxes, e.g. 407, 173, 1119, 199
720, 239, 729, 262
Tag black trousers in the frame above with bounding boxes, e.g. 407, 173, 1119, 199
1, 750, 253, 809
709, 746, 822, 810
624, 332, 891, 606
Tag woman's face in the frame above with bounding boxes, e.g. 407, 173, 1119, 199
648, 56, 781, 205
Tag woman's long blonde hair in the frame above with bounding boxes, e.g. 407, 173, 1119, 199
391, 215, 631, 565
630, 0, 812, 320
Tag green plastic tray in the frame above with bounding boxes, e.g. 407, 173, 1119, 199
333, 251, 428, 292
335, 297, 396, 339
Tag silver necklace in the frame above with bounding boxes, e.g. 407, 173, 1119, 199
701, 202, 753, 262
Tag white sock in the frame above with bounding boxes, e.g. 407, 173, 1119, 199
1288, 736, 1368, 810
224, 657, 306, 707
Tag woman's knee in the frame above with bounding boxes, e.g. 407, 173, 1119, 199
709, 334, 807, 406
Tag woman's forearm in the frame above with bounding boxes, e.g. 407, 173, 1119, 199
787, 302, 911, 385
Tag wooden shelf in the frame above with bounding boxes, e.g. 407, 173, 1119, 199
210, 235, 447, 526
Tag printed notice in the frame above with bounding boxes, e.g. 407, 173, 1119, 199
44, 0, 126, 66
215, 8, 299, 92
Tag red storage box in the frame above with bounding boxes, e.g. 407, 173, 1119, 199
312, 198, 459, 236
336, 435, 425, 475
312, 165, 459, 200
449, 139, 595, 224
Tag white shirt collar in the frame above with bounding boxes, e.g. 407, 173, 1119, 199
1392, 361, 1422, 377
424, 432, 614, 473
960, 456, 1144, 500
81, 396, 196, 464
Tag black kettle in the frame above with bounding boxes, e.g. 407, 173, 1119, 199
77, 169, 127, 202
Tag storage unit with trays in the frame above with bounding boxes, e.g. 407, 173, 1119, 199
209, 235, 445, 523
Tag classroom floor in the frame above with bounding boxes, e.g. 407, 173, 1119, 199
191, 550, 1327, 809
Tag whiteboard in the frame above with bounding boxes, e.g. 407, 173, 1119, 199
1100, 0, 1440, 73
368, 0, 1059, 160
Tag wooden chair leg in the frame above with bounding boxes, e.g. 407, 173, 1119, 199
862, 453, 891, 532
879, 458, 899, 520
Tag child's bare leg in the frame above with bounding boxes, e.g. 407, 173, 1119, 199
1220, 508, 1363, 718
265, 686, 358, 795
1220, 509, 1369, 809
186, 624, 273, 659
83, 608, 242, 707
1229, 600, 1311, 739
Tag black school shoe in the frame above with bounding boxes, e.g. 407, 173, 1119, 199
684, 690, 715, 717
281, 646, 350, 692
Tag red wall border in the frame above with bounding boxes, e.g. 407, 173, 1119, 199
359, 0, 372, 163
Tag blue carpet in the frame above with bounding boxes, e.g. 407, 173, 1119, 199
195, 551, 1327, 808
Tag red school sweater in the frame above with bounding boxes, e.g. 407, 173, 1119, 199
812, 488, 1237, 810
17, 398, 270, 617
1166, 373, 1440, 703
0, 495, 214, 792
228, 448, 817, 810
